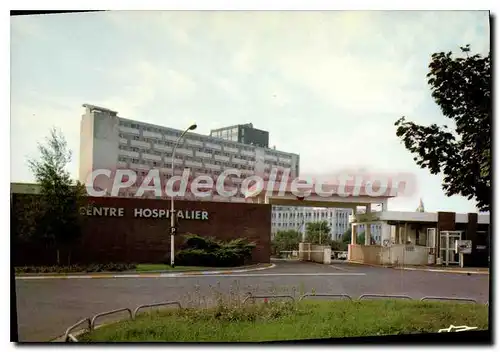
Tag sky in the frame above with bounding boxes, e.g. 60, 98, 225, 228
10, 10, 490, 213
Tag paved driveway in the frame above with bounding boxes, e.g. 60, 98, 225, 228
14, 261, 490, 342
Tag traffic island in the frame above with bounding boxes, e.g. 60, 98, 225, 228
15, 263, 275, 280
76, 300, 488, 342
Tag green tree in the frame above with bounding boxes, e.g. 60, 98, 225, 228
395, 45, 491, 211
271, 230, 301, 256
357, 232, 365, 245
26, 128, 87, 265
305, 221, 332, 245
357, 232, 376, 245
341, 229, 373, 245
330, 240, 347, 251
341, 228, 352, 244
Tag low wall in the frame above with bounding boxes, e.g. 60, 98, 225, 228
12, 195, 272, 265
298, 243, 311, 261
298, 243, 331, 264
311, 245, 332, 265
389, 245, 429, 266
349, 244, 430, 266
349, 244, 382, 264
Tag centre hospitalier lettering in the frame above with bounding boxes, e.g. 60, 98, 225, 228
79, 206, 209, 220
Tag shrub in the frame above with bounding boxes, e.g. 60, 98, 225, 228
213, 248, 242, 267
15, 263, 137, 274
175, 249, 217, 267
174, 235, 256, 267
182, 234, 221, 251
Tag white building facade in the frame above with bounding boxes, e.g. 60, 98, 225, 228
79, 104, 300, 201
356, 223, 382, 244
271, 206, 383, 244
271, 206, 352, 241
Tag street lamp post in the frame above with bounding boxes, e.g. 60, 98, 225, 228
170, 123, 197, 268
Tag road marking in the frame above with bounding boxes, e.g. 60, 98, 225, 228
185, 273, 367, 278
330, 265, 351, 272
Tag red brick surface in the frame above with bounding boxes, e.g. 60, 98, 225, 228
12, 195, 271, 265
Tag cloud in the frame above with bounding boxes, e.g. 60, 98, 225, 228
11, 16, 48, 40
10, 10, 489, 214
92, 60, 198, 118
11, 99, 82, 182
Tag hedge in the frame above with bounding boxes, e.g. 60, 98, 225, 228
15, 263, 136, 274
174, 234, 256, 267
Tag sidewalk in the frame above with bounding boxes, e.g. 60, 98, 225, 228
399, 265, 489, 275
15, 263, 275, 280
348, 261, 489, 275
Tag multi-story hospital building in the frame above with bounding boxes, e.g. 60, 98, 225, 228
79, 104, 300, 201
78, 103, 381, 241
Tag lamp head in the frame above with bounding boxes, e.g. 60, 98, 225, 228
189, 123, 197, 131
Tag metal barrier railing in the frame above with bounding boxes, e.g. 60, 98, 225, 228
359, 294, 412, 301
63, 318, 91, 342
420, 296, 477, 304
299, 293, 352, 301
133, 301, 182, 319
90, 308, 133, 330
62, 293, 486, 342
243, 294, 295, 304
66, 334, 79, 342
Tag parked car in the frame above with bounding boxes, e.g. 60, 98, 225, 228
332, 252, 348, 260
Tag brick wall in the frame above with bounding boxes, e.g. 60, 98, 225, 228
12, 195, 271, 265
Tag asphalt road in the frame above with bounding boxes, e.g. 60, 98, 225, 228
14, 261, 490, 342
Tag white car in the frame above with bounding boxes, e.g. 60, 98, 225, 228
338, 252, 347, 260
332, 252, 347, 260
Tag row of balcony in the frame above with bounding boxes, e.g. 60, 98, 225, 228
120, 149, 255, 168
119, 126, 253, 155
119, 126, 295, 162
117, 159, 256, 176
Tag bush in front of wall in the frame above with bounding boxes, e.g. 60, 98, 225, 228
15, 263, 137, 274
175, 249, 217, 267
174, 234, 256, 267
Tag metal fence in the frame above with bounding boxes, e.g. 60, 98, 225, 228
63, 301, 182, 342
61, 293, 486, 342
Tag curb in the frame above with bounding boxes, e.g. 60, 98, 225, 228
178, 263, 276, 276
347, 261, 393, 268
399, 267, 489, 275
348, 261, 489, 275
16, 263, 276, 280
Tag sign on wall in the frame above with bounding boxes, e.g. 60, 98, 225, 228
79, 206, 209, 220
455, 240, 472, 254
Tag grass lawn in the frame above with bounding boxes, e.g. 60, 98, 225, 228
79, 300, 489, 342
134, 264, 262, 272
16, 263, 260, 275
